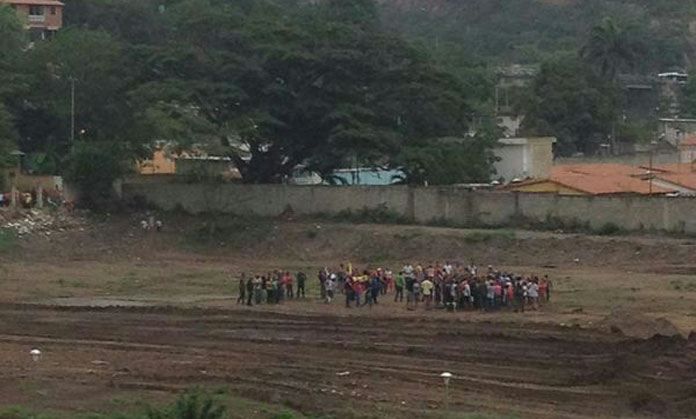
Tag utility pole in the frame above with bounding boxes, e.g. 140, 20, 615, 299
649, 140, 657, 195
649, 145, 653, 195
70, 77, 76, 153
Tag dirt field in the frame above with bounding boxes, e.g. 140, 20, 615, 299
0, 213, 695, 418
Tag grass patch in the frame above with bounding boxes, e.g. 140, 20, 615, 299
329, 204, 411, 225
0, 406, 131, 419
0, 230, 16, 250
433, 413, 522, 419
178, 215, 274, 250
0, 391, 315, 419
463, 230, 516, 244
596, 222, 623, 236
670, 279, 696, 292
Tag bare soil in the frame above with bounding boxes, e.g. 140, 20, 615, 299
0, 213, 695, 418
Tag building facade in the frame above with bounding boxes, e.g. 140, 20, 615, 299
1, 0, 64, 40
493, 137, 556, 182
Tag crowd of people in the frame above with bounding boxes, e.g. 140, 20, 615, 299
236, 262, 552, 313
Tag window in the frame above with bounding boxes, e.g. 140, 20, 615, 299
50, 6, 56, 15
29, 5, 44, 16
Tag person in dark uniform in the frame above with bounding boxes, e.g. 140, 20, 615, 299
237, 273, 246, 304
296, 271, 306, 298
245, 277, 254, 306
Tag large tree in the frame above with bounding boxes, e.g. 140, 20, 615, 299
580, 17, 640, 80
0, 4, 26, 168
520, 55, 616, 156
13, 27, 145, 172
133, 0, 477, 184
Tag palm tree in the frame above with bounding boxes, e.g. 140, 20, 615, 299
581, 17, 636, 80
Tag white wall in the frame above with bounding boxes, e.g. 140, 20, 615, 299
493, 144, 526, 182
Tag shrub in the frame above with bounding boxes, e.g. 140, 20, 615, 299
0, 230, 15, 250
332, 203, 410, 224
597, 222, 622, 236
147, 391, 226, 419
65, 143, 128, 211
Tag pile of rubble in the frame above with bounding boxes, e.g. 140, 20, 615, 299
0, 209, 86, 237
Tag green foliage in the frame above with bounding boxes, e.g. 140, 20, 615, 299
581, 17, 644, 80
146, 391, 226, 419
0, 5, 24, 167
180, 215, 274, 249
670, 279, 696, 292
127, 0, 478, 184
331, 203, 411, 225
0, 4, 25, 89
597, 222, 623, 236
379, 0, 690, 71
393, 127, 498, 185
520, 54, 617, 156
0, 230, 16, 250
684, 74, 696, 118
65, 142, 128, 209
0, 103, 16, 169
14, 27, 143, 166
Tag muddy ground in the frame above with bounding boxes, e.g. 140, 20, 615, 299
0, 213, 695, 418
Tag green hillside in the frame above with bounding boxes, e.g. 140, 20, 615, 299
378, 0, 696, 72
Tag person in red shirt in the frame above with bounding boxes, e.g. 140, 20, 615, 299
506, 283, 514, 309
353, 279, 364, 307
494, 282, 503, 310
283, 271, 294, 299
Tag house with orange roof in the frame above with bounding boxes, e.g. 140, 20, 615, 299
504, 164, 675, 196
638, 162, 696, 195
1, 0, 64, 40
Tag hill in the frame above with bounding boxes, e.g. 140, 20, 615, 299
376, 0, 696, 71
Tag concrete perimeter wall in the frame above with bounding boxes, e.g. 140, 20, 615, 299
122, 182, 696, 234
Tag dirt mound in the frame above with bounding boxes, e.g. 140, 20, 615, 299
600, 309, 682, 339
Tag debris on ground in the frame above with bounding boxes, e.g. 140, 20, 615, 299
0, 209, 86, 237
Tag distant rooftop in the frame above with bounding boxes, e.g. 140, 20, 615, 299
505, 163, 676, 195
1, 0, 65, 5
495, 64, 539, 78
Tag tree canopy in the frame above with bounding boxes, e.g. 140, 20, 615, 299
0, 0, 498, 187
0, 4, 25, 169
5, 0, 690, 189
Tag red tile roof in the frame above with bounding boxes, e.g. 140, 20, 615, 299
549, 171, 673, 195
507, 163, 675, 195
645, 163, 696, 174
552, 164, 646, 177
653, 173, 696, 191
679, 135, 696, 148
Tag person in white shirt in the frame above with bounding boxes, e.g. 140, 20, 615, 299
527, 280, 539, 310
325, 278, 336, 303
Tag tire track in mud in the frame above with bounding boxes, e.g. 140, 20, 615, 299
0, 304, 694, 419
